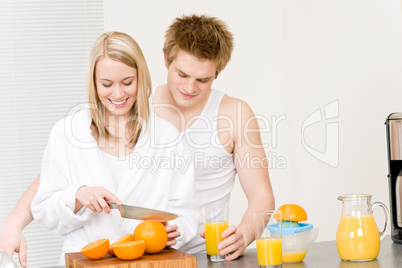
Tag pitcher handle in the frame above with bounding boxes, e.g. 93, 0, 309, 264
371, 201, 390, 241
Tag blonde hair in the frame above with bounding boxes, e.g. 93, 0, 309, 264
87, 32, 151, 147
163, 14, 234, 77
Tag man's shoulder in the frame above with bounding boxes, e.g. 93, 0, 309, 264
217, 93, 256, 142
219, 94, 253, 118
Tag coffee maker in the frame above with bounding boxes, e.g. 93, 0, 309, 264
386, 113, 402, 243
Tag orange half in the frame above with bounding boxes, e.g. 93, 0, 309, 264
114, 240, 145, 260
81, 238, 109, 260
108, 233, 133, 256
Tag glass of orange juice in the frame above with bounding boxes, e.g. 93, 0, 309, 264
254, 210, 282, 268
203, 206, 229, 262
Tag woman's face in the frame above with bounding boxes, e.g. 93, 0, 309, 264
95, 56, 138, 118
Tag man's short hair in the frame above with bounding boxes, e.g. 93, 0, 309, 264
163, 14, 234, 77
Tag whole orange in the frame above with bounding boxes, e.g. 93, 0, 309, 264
276, 204, 307, 222
80, 238, 109, 260
133, 221, 168, 254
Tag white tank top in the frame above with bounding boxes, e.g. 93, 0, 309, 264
153, 87, 237, 254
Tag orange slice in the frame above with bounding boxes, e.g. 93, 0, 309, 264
108, 233, 133, 256
113, 240, 145, 260
80, 238, 109, 260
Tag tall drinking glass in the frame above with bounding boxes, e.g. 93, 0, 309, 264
254, 210, 282, 268
203, 206, 229, 262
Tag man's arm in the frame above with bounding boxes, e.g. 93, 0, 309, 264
218, 98, 275, 261
0, 176, 40, 268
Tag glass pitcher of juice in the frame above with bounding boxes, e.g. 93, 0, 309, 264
336, 194, 389, 261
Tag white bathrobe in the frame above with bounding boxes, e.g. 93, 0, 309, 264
31, 108, 199, 264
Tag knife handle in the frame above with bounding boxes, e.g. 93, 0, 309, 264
106, 201, 119, 210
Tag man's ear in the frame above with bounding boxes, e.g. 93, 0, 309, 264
164, 53, 169, 68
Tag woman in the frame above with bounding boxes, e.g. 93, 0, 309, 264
30, 32, 198, 265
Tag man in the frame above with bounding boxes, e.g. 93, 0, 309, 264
0, 14, 274, 267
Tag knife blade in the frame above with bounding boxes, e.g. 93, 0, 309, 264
107, 201, 178, 222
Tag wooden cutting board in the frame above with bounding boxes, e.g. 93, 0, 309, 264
65, 248, 197, 268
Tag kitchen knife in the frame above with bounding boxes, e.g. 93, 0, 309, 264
107, 201, 178, 222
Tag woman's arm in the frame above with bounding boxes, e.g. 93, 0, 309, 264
0, 176, 40, 268
31, 120, 122, 235
31, 120, 93, 234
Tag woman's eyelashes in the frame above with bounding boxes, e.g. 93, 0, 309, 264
102, 81, 132, 88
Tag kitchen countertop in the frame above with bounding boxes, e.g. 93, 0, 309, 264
193, 236, 402, 268
50, 236, 401, 267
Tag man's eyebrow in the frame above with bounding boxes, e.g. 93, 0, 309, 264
175, 67, 187, 75
175, 67, 214, 80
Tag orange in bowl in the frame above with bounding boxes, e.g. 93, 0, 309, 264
80, 238, 109, 260
133, 221, 167, 254
275, 204, 307, 222
114, 240, 145, 260
108, 233, 133, 256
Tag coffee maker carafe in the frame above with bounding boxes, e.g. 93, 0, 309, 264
385, 113, 402, 243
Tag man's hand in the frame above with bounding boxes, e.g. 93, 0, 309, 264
0, 226, 27, 267
163, 222, 180, 247
200, 225, 246, 261
0, 176, 40, 268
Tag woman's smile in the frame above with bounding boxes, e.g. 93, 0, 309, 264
109, 97, 129, 108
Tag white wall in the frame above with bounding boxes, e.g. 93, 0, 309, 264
104, 0, 402, 243
281, 0, 402, 241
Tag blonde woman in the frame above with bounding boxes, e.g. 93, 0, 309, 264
30, 32, 198, 265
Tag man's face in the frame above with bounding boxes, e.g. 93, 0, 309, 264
165, 50, 216, 111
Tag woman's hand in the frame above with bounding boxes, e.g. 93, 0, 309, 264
200, 225, 246, 261
163, 222, 180, 247
0, 225, 27, 267
75, 186, 122, 213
